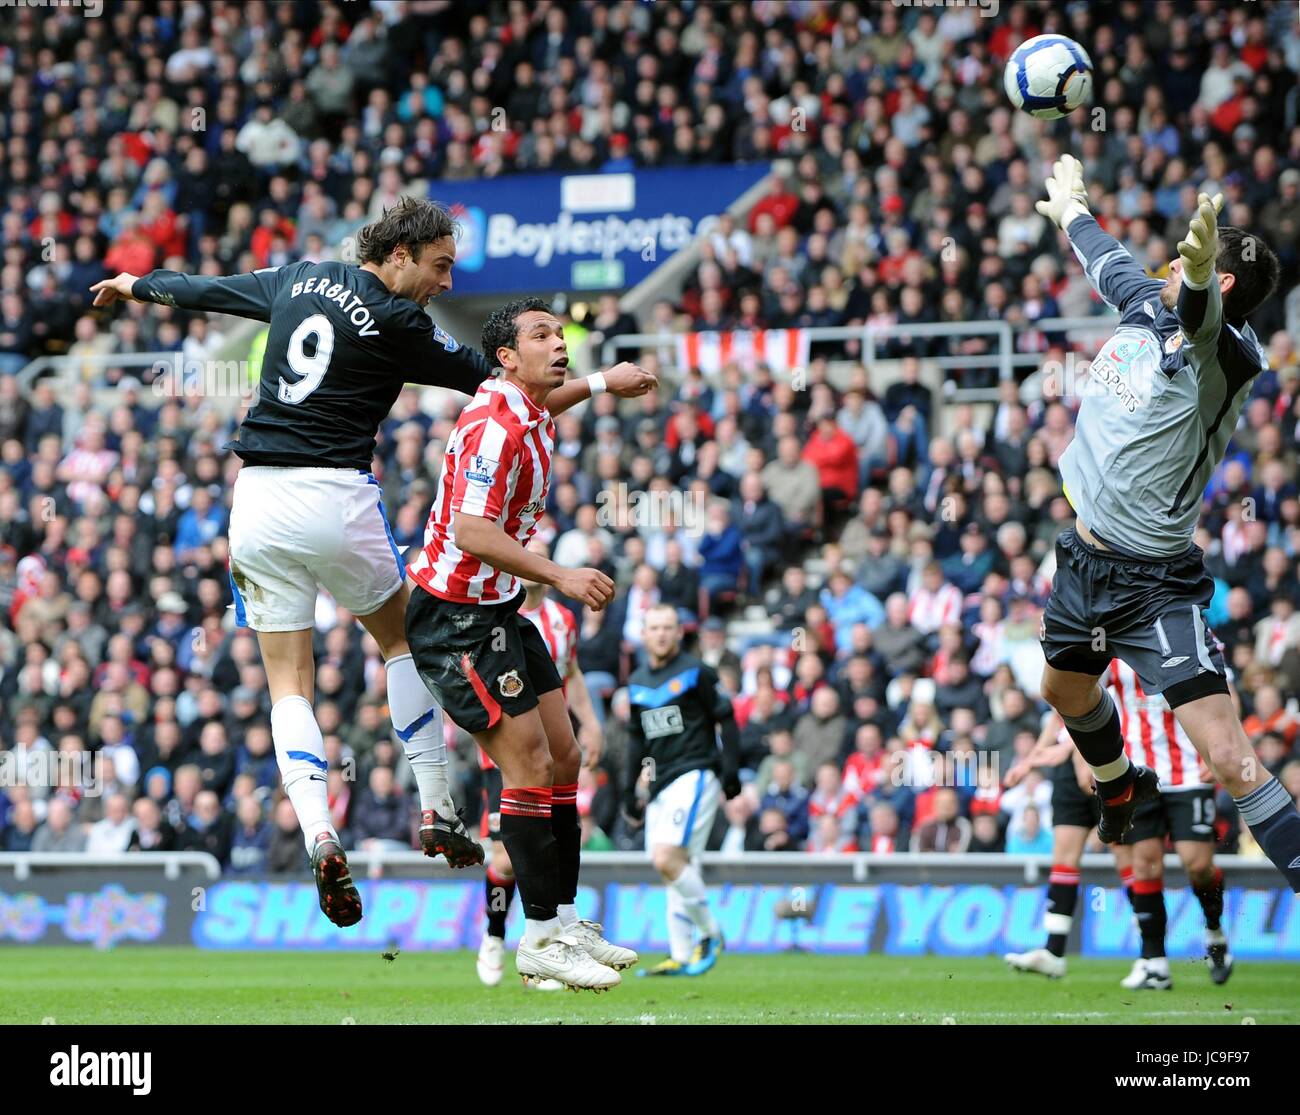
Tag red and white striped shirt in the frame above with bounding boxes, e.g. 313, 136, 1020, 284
408, 378, 554, 605
907, 582, 963, 634
1106, 660, 1209, 792
521, 596, 578, 683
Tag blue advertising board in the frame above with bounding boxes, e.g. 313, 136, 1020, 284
5, 875, 1296, 959
427, 164, 771, 293
188, 882, 1298, 958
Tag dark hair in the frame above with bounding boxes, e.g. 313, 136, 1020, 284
480, 296, 550, 364
356, 196, 457, 265
1216, 226, 1280, 322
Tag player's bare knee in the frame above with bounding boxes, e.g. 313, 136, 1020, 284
549, 733, 580, 783
651, 845, 684, 879
1041, 673, 1100, 719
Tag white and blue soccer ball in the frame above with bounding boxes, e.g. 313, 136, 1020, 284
1003, 34, 1093, 120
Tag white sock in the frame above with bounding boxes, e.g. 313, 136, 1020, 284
671, 863, 719, 937
524, 916, 562, 949
270, 695, 336, 852
665, 884, 695, 962
557, 902, 578, 927
1145, 956, 1170, 975
1089, 754, 1130, 784
1206, 928, 1228, 947
386, 653, 454, 817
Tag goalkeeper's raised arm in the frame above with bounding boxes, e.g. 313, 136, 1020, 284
1037, 153, 1164, 318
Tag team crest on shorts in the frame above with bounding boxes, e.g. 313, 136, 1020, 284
498, 670, 523, 698
1165, 330, 1185, 354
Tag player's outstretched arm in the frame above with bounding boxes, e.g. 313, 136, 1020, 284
1037, 154, 1162, 316
93, 266, 291, 321
1174, 192, 1225, 346
548, 362, 658, 417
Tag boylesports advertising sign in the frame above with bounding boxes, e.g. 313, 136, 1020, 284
427, 164, 771, 293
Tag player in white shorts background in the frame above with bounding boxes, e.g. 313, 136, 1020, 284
91, 198, 653, 927
624, 604, 742, 977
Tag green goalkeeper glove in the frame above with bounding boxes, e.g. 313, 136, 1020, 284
1035, 153, 1090, 230
1177, 192, 1224, 288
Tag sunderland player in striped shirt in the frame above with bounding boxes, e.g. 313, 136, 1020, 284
1006, 663, 1231, 986
1106, 659, 1232, 990
406, 297, 644, 991
475, 539, 605, 989
1033, 156, 1300, 894
90, 199, 653, 929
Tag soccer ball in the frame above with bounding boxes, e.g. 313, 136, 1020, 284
1003, 34, 1093, 120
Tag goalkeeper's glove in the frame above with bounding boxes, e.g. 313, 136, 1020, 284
1177, 191, 1224, 288
721, 772, 743, 801
1035, 153, 1090, 231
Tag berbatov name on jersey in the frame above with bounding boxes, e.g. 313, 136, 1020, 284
132, 260, 492, 470
408, 377, 554, 605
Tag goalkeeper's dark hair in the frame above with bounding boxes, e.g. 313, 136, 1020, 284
356, 196, 457, 265
481, 297, 551, 365
1216, 226, 1280, 322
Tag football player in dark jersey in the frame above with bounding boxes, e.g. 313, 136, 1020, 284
624, 604, 742, 976
91, 197, 655, 928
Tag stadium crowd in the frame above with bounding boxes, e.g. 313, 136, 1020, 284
2, 0, 1300, 868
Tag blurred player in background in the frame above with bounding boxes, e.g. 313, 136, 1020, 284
1034, 156, 1300, 895
407, 297, 647, 991
1003, 712, 1097, 980
1007, 664, 1232, 987
1107, 659, 1231, 990
476, 539, 606, 989
624, 604, 741, 977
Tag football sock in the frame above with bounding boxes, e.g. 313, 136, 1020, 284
551, 782, 580, 927
1061, 692, 1131, 794
1191, 866, 1225, 933
385, 654, 453, 817
1119, 865, 1136, 908
1131, 878, 1167, 959
1234, 777, 1300, 891
270, 695, 336, 851
1044, 864, 1079, 958
484, 865, 516, 940
665, 886, 695, 963
499, 787, 560, 940
670, 862, 720, 938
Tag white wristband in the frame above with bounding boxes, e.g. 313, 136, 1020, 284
587, 372, 607, 395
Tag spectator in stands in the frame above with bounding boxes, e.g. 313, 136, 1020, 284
31, 799, 86, 854
86, 792, 135, 854
909, 788, 971, 853
1005, 804, 1054, 856
351, 766, 413, 852
733, 473, 785, 596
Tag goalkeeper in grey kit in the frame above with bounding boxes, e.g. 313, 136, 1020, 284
1034, 153, 1300, 893
624, 604, 742, 976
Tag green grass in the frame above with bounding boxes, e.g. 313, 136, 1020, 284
2, 949, 1298, 1025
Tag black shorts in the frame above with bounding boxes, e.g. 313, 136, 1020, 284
1117, 788, 1216, 846
406, 585, 563, 734
1051, 760, 1101, 829
1041, 528, 1229, 708
481, 765, 503, 840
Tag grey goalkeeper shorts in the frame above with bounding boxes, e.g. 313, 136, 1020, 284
1040, 527, 1229, 709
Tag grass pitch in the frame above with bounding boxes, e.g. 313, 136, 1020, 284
2, 949, 1298, 1025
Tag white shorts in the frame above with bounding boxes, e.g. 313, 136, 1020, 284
227, 466, 405, 632
645, 768, 721, 857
